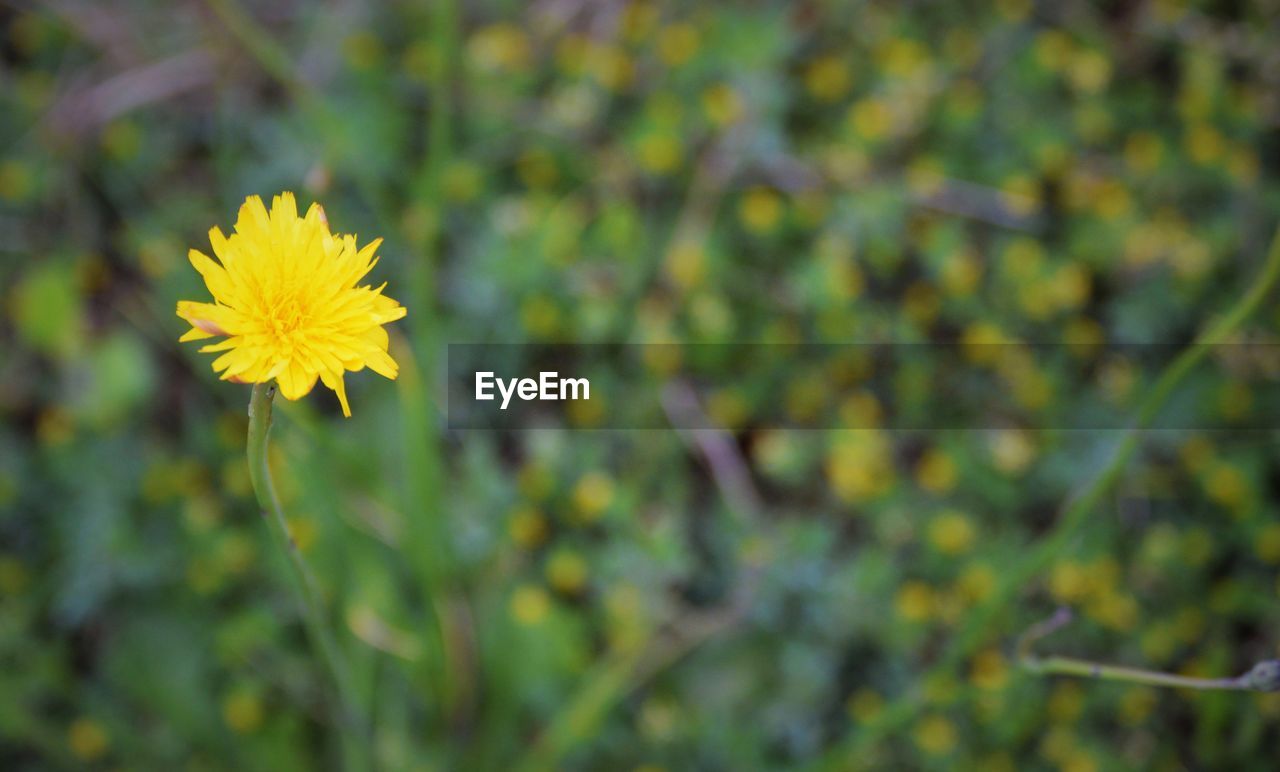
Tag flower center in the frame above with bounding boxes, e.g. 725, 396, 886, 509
263, 293, 311, 340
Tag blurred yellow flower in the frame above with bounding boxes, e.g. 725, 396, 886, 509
511, 584, 551, 625
1124, 131, 1164, 173
988, 429, 1035, 474
915, 448, 957, 494
739, 186, 783, 233
1203, 461, 1249, 513
895, 580, 935, 622
664, 240, 707, 290
1185, 123, 1224, 165
912, 714, 957, 755
1119, 686, 1157, 725
848, 97, 893, 141
1256, 524, 1280, 563
846, 688, 884, 723
177, 193, 405, 417
957, 562, 996, 603
573, 471, 616, 522
928, 509, 976, 555
1047, 681, 1085, 723
837, 391, 881, 429
621, 2, 658, 42
657, 23, 699, 66
1066, 49, 1111, 94
68, 718, 109, 761
637, 132, 683, 174
804, 55, 851, 102
969, 648, 1009, 690
222, 688, 265, 734
702, 82, 744, 127
546, 549, 589, 594
468, 23, 531, 73
508, 505, 549, 548
828, 430, 894, 501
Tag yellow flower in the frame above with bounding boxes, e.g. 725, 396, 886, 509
511, 584, 551, 625
846, 688, 883, 722
177, 193, 406, 416
912, 714, 957, 755
895, 580, 935, 622
928, 509, 976, 555
68, 718, 109, 761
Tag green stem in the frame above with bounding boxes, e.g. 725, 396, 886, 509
1025, 657, 1246, 690
246, 383, 370, 771
1016, 608, 1275, 692
814, 225, 1280, 768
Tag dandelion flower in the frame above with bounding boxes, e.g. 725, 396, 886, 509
177, 192, 406, 416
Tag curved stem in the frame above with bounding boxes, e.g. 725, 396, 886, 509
1016, 608, 1248, 691
247, 383, 370, 771
1025, 656, 1246, 691
814, 225, 1280, 768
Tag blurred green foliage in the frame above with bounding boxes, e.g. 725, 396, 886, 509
2, 0, 1280, 769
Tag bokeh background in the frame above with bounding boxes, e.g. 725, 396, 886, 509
3, 0, 1280, 769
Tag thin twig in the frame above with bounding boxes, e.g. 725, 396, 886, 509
1017, 608, 1275, 692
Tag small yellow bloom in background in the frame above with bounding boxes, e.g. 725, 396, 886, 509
508, 505, 549, 548
664, 240, 707, 290
222, 688, 265, 733
177, 193, 406, 417
1204, 461, 1250, 514
701, 82, 744, 127
546, 549, 589, 595
988, 428, 1036, 475
845, 688, 884, 723
848, 97, 893, 141
804, 55, 851, 102
915, 448, 957, 494
928, 509, 976, 555
572, 471, 616, 522
1119, 686, 1157, 726
1047, 681, 1085, 723
1255, 524, 1280, 563
511, 584, 551, 626
969, 648, 1009, 690
656, 23, 699, 67
957, 561, 996, 603
895, 580, 935, 622
68, 717, 109, 761
739, 186, 783, 234
467, 23, 532, 73
912, 714, 957, 755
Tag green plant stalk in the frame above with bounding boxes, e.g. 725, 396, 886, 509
1024, 656, 1246, 690
814, 225, 1280, 769
247, 383, 370, 771
1016, 609, 1280, 693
